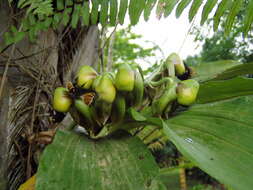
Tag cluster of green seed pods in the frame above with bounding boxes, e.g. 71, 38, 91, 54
52, 53, 199, 137
52, 63, 144, 137
150, 53, 199, 116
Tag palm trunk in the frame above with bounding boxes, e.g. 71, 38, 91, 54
0, 2, 100, 188
0, 77, 10, 190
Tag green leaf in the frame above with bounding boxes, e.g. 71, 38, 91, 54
200, 0, 218, 25
243, 0, 253, 35
62, 9, 70, 26
156, 0, 166, 19
175, 0, 192, 18
192, 60, 242, 82
91, 0, 99, 25
28, 27, 37, 42
52, 13, 62, 29
42, 17, 53, 29
36, 130, 161, 190
3, 32, 14, 46
164, 0, 179, 17
213, 0, 230, 31
165, 96, 253, 190
13, 31, 26, 43
109, 0, 118, 26
81, 1, 90, 26
56, 0, 64, 10
128, 108, 147, 121
10, 25, 18, 33
71, 4, 81, 28
224, 0, 243, 35
144, 0, 157, 21
100, 0, 109, 26
188, 0, 203, 22
197, 77, 253, 103
213, 62, 253, 80
118, 0, 128, 25
129, 0, 145, 25
28, 14, 37, 26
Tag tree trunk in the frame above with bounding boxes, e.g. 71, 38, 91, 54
0, 2, 100, 188
0, 77, 10, 190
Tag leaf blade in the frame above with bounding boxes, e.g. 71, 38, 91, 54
165, 96, 253, 190
200, 0, 218, 25
213, 0, 230, 31
197, 77, 253, 103
176, 0, 192, 18
36, 130, 161, 190
189, 0, 203, 22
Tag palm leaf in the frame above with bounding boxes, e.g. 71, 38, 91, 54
224, 0, 243, 35
200, 0, 218, 26
13, 0, 253, 38
244, 0, 253, 34
188, 0, 203, 22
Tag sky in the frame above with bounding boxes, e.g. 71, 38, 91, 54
119, 5, 214, 65
131, 10, 201, 59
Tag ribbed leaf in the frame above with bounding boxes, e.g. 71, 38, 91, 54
200, 0, 218, 25
175, 0, 192, 18
224, 0, 243, 35
144, 0, 157, 21
192, 60, 242, 82
189, 0, 203, 22
213, 0, 230, 31
81, 1, 90, 26
213, 62, 253, 80
164, 0, 179, 17
109, 0, 118, 26
129, 0, 145, 25
118, 0, 128, 25
100, 0, 109, 26
36, 130, 161, 190
91, 0, 99, 25
243, 0, 253, 35
165, 96, 253, 190
197, 77, 253, 103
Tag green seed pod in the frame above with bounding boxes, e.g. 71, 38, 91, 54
167, 53, 185, 76
74, 99, 94, 127
115, 63, 135, 91
53, 87, 72, 112
152, 82, 177, 116
77, 65, 98, 89
95, 73, 116, 103
111, 94, 126, 124
177, 79, 199, 106
132, 68, 144, 108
